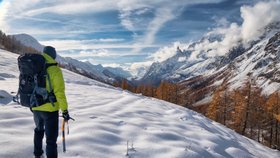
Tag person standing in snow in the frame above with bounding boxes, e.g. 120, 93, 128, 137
32, 46, 71, 158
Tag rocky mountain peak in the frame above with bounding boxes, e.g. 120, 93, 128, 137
264, 31, 280, 56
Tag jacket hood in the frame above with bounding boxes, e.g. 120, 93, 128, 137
43, 53, 57, 64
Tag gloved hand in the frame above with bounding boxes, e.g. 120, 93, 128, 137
62, 110, 70, 121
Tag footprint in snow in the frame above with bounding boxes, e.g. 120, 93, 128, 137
0, 73, 16, 78
180, 116, 188, 121
89, 116, 98, 119
0, 90, 13, 105
118, 121, 126, 126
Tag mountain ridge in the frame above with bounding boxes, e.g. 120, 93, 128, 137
139, 22, 280, 105
11, 34, 132, 84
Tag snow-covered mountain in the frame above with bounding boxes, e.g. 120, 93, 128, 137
141, 46, 195, 85
140, 22, 280, 104
105, 66, 132, 79
10, 34, 44, 52
11, 34, 131, 84
1, 48, 280, 158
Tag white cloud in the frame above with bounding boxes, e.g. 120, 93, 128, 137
142, 7, 174, 44
0, 0, 41, 32
129, 60, 154, 77
213, 17, 230, 28
98, 38, 125, 42
1, 0, 224, 56
6, 23, 120, 36
129, 6, 175, 54
103, 63, 123, 68
200, 23, 241, 57
240, 1, 280, 43
190, 0, 280, 58
40, 39, 159, 51
24, 1, 117, 16
150, 42, 186, 62
0, 1, 11, 32
117, 0, 224, 54
60, 49, 111, 58
7, 0, 41, 15
80, 49, 110, 57
0, 0, 119, 34
119, 9, 137, 31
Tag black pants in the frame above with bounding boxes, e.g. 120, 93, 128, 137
33, 111, 59, 158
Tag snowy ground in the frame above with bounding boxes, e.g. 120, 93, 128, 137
1, 49, 280, 158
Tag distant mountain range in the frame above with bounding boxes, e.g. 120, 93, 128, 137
11, 20, 280, 106
11, 34, 132, 85
139, 22, 280, 105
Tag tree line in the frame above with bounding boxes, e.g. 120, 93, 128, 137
114, 80, 182, 104
115, 79, 280, 149
0, 30, 39, 54
206, 81, 280, 149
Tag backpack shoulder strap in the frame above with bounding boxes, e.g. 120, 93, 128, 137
45, 63, 58, 107
46, 63, 58, 68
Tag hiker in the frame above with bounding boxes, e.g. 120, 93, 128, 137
31, 46, 71, 158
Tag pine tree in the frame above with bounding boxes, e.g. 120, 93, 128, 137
121, 79, 128, 90
266, 91, 280, 148
231, 89, 246, 133
207, 89, 222, 121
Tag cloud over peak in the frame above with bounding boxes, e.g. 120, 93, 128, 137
190, 0, 280, 59
240, 0, 280, 42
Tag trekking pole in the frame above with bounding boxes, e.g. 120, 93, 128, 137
62, 119, 66, 152
61, 116, 75, 153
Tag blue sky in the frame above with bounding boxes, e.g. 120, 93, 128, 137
0, 0, 264, 74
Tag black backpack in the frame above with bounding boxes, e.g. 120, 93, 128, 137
15, 54, 57, 108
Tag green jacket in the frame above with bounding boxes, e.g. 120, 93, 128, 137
32, 53, 68, 112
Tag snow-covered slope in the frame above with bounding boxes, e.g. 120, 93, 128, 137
1, 49, 280, 158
